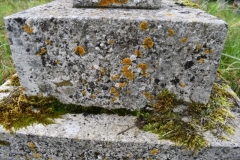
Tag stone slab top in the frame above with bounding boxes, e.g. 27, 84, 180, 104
4, 0, 226, 25
72, 0, 162, 9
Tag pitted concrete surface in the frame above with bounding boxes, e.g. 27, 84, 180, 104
4, 0, 227, 110
0, 113, 240, 159
73, 0, 162, 9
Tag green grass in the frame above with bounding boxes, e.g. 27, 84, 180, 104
201, 1, 240, 95
0, 0, 52, 84
0, 0, 239, 96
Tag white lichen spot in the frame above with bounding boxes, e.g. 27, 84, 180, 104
130, 55, 137, 61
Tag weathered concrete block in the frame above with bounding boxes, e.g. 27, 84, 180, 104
0, 113, 240, 159
73, 0, 161, 9
4, 0, 228, 110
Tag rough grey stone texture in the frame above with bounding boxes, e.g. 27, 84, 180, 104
4, 0, 228, 110
0, 113, 240, 160
73, 0, 161, 9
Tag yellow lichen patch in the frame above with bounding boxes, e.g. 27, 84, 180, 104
195, 43, 202, 53
74, 46, 86, 56
140, 22, 148, 31
55, 60, 60, 65
134, 49, 142, 58
205, 49, 214, 54
28, 142, 35, 149
109, 39, 114, 45
110, 87, 119, 103
181, 37, 187, 43
97, 0, 128, 6
150, 149, 159, 155
143, 91, 154, 100
180, 83, 186, 88
6, 74, 20, 86
143, 37, 154, 49
90, 94, 95, 99
46, 39, 52, 45
82, 79, 86, 84
82, 90, 86, 96
100, 67, 108, 75
122, 57, 132, 65
118, 82, 128, 88
198, 58, 204, 64
137, 63, 148, 76
33, 153, 42, 159
36, 48, 47, 56
168, 29, 175, 37
122, 65, 135, 80
111, 74, 120, 81
111, 97, 117, 103
23, 24, 33, 34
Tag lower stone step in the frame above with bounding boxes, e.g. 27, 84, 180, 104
0, 113, 240, 159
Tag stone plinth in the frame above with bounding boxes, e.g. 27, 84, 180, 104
0, 113, 240, 160
4, 0, 228, 110
73, 0, 161, 9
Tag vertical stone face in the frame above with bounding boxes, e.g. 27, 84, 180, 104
4, 0, 228, 110
73, 0, 162, 9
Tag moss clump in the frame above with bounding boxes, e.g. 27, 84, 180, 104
142, 82, 236, 153
0, 88, 62, 133
0, 140, 10, 146
6, 74, 20, 86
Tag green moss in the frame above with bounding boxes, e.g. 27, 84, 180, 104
0, 75, 236, 154
142, 83, 236, 154
6, 74, 20, 86
0, 140, 10, 146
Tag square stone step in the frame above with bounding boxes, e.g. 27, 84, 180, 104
4, 0, 228, 110
0, 113, 240, 159
73, 0, 162, 9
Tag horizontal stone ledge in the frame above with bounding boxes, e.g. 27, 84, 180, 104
0, 113, 240, 159
73, 0, 162, 9
4, 0, 228, 109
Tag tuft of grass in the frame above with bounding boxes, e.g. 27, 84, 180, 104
201, 1, 240, 96
0, 0, 52, 85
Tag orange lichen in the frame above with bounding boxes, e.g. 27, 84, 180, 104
82, 79, 86, 84
97, 0, 128, 6
140, 22, 148, 31
111, 97, 117, 103
121, 57, 132, 65
82, 90, 86, 96
23, 24, 33, 34
168, 29, 175, 37
122, 65, 134, 80
205, 49, 214, 54
90, 94, 95, 99
111, 74, 120, 81
134, 49, 142, 58
150, 149, 159, 155
100, 67, 108, 75
36, 48, 47, 56
143, 91, 154, 100
46, 39, 52, 45
198, 58, 204, 64
55, 60, 60, 65
74, 46, 86, 56
118, 82, 128, 88
181, 37, 187, 43
110, 87, 119, 103
143, 37, 154, 49
137, 63, 148, 76
109, 39, 114, 45
180, 83, 186, 88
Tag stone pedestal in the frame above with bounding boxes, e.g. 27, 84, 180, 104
4, 0, 227, 110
